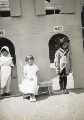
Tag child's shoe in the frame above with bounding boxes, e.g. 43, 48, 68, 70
63, 89, 69, 94
23, 94, 30, 100
30, 96, 36, 102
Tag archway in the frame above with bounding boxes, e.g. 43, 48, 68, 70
0, 37, 16, 65
48, 33, 74, 90
48, 33, 69, 63
0, 37, 18, 95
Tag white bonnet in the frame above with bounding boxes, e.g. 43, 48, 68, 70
1, 46, 10, 53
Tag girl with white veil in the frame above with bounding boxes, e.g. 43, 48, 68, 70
0, 46, 14, 96
19, 55, 39, 102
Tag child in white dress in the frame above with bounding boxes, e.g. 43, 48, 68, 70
19, 55, 39, 102
0, 46, 14, 96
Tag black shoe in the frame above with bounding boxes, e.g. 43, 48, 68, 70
23, 95, 30, 100
2, 93, 11, 96
1, 93, 6, 96
63, 89, 69, 94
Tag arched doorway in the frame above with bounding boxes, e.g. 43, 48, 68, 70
0, 37, 16, 65
48, 33, 70, 63
48, 33, 74, 90
0, 37, 18, 95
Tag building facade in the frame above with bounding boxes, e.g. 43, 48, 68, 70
0, 0, 84, 94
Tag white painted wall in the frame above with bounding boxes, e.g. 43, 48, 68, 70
0, 0, 84, 93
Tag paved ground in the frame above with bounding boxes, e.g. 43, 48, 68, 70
0, 89, 84, 120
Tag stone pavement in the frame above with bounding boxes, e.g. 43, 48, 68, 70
0, 89, 84, 120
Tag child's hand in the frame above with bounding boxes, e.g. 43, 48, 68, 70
55, 68, 60, 75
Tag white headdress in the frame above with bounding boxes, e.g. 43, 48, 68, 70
0, 46, 11, 57
1, 46, 10, 53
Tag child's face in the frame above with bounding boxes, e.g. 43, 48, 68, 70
1, 50, 9, 56
62, 42, 69, 50
26, 58, 34, 65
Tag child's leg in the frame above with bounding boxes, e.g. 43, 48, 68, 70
0, 79, 3, 95
5, 76, 11, 95
59, 76, 64, 90
0, 88, 4, 95
62, 70, 69, 94
63, 75, 67, 90
0, 87, 7, 97
59, 70, 64, 90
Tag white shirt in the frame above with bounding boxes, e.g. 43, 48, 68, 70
0, 55, 13, 67
54, 48, 67, 73
23, 63, 39, 80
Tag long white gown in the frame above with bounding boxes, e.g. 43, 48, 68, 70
19, 64, 39, 95
0, 55, 13, 88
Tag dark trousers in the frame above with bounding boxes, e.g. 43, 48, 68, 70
59, 68, 67, 90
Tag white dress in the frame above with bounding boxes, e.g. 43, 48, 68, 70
0, 55, 13, 88
19, 64, 39, 95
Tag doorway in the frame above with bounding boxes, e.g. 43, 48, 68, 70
0, 37, 18, 94
48, 33, 74, 90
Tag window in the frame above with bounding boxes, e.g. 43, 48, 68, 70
45, 0, 61, 15
0, 0, 21, 17
45, 0, 75, 15
0, 0, 10, 17
34, 0, 75, 16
